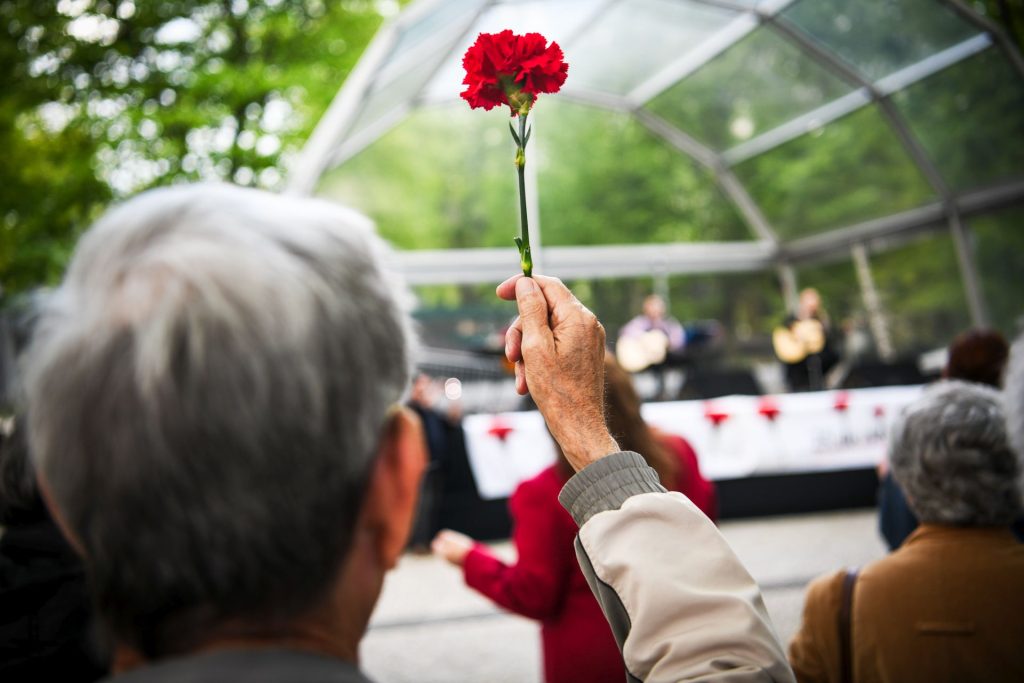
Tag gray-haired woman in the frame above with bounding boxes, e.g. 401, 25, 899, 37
789, 380, 1024, 683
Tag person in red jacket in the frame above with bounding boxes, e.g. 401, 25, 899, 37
432, 355, 717, 683
603, 354, 717, 521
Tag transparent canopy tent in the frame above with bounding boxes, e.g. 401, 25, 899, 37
288, 0, 1024, 363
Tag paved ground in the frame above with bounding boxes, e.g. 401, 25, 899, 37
361, 509, 888, 682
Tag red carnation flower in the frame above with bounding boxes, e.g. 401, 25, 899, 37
460, 29, 568, 276
461, 30, 568, 116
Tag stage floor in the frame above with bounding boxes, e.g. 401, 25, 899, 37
362, 508, 888, 682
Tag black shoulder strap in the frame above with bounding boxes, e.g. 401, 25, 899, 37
838, 568, 860, 683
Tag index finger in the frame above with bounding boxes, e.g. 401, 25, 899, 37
496, 274, 578, 310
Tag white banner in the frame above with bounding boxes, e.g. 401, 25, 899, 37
463, 385, 924, 500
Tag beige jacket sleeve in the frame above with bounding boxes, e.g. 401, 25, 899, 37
560, 451, 795, 683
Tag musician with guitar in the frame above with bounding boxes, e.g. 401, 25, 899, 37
772, 288, 839, 391
616, 294, 685, 398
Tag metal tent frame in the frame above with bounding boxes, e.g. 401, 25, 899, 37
287, 0, 1024, 332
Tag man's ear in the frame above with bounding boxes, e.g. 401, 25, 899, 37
36, 472, 87, 557
362, 407, 427, 570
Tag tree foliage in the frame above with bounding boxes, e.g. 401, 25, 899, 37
0, 0, 392, 292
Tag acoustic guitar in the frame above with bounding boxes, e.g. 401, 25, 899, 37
772, 319, 826, 364
616, 329, 670, 372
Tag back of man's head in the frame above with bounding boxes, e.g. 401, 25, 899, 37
23, 184, 413, 658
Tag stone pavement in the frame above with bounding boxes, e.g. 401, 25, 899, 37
361, 509, 888, 682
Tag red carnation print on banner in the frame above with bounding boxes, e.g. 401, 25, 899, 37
461, 30, 568, 276
487, 417, 515, 443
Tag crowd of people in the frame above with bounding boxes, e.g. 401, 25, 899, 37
0, 183, 1021, 682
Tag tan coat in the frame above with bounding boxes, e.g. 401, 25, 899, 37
789, 525, 1024, 683
560, 450, 796, 682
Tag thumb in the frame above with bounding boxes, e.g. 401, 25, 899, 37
515, 277, 552, 344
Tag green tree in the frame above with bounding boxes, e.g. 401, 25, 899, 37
0, 0, 393, 292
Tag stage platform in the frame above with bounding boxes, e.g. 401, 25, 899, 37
436, 434, 882, 541
431, 385, 911, 539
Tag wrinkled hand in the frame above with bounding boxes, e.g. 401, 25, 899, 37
431, 529, 474, 566
497, 275, 618, 472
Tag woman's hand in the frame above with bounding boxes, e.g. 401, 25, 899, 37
431, 529, 475, 566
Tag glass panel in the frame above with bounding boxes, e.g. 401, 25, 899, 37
869, 231, 971, 354
317, 105, 517, 250
891, 48, 1024, 193
387, 0, 488, 65
782, 0, 978, 82
348, 56, 442, 140
537, 101, 750, 245
423, 0, 604, 103
968, 208, 1024, 337
732, 105, 935, 238
568, 0, 738, 96
646, 27, 852, 150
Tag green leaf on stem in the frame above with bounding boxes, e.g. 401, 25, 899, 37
508, 122, 522, 147
524, 126, 532, 146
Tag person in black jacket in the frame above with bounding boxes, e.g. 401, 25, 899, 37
0, 421, 107, 682
0, 287, 106, 682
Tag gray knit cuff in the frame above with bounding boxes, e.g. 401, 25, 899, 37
558, 451, 666, 527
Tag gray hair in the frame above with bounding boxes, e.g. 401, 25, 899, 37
23, 183, 414, 656
1006, 333, 1024, 460
890, 380, 1021, 526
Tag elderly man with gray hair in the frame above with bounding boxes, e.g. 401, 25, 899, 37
789, 379, 1024, 682
21, 183, 795, 682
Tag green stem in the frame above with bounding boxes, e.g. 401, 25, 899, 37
516, 113, 532, 277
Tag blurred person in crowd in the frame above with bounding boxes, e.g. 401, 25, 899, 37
406, 373, 458, 552
1, 420, 108, 682
431, 444, 625, 683
603, 353, 718, 520
616, 294, 686, 399
23, 184, 791, 682
789, 380, 1024, 682
878, 328, 1011, 550
1, 289, 107, 682
430, 354, 718, 683
618, 294, 686, 358
773, 288, 839, 392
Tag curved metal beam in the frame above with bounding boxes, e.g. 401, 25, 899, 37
942, 0, 1024, 78
722, 34, 992, 166
390, 241, 777, 285
627, 12, 760, 106
767, 17, 949, 196
781, 178, 1024, 264
284, 19, 401, 195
